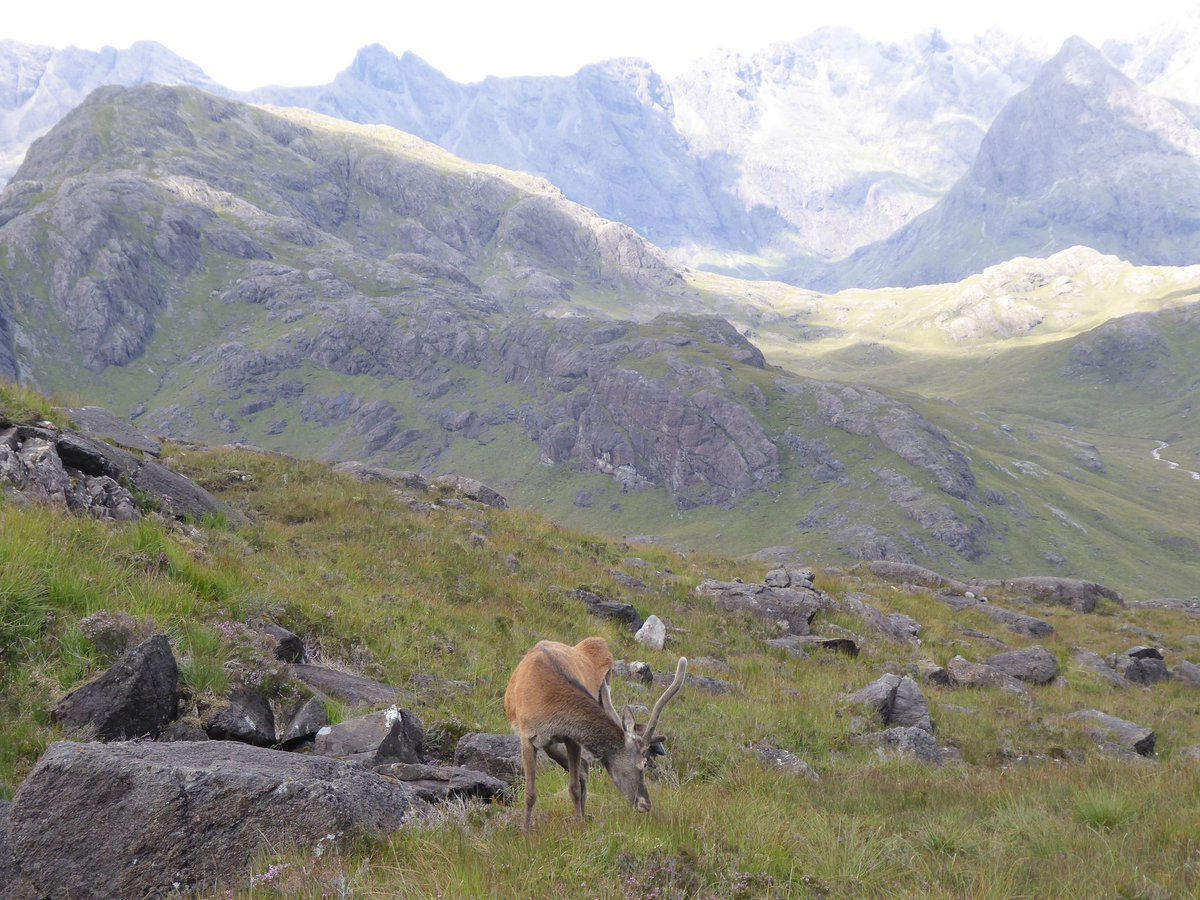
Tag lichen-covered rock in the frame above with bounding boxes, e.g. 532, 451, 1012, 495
698, 579, 827, 636
7, 741, 420, 899
431, 474, 507, 508
376, 762, 513, 804
945, 655, 1030, 696
571, 588, 643, 630
856, 726, 944, 765
635, 615, 667, 650
204, 687, 276, 746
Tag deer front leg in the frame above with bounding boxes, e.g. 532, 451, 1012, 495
521, 739, 538, 831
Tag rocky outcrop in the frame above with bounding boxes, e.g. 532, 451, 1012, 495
945, 655, 1030, 696
453, 733, 522, 784
377, 762, 513, 804
697, 578, 827, 636
6, 741, 420, 898
314, 706, 426, 766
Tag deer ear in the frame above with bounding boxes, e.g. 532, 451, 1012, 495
621, 705, 637, 736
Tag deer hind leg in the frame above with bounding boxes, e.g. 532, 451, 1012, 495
543, 741, 570, 772
521, 739, 538, 831
564, 738, 587, 822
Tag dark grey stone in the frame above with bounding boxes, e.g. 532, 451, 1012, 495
52, 634, 178, 740
377, 762, 514, 803
985, 646, 1060, 685
453, 733, 522, 784
65, 406, 161, 456
1002, 577, 1123, 612
1070, 710, 1156, 757
751, 743, 819, 779
946, 655, 1030, 696
204, 687, 276, 746
8, 741, 419, 899
155, 722, 209, 742
570, 588, 643, 630
314, 707, 425, 766
279, 696, 330, 746
848, 674, 933, 733
856, 726, 944, 765
289, 664, 403, 707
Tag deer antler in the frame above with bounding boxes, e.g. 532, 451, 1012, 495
643, 657, 687, 740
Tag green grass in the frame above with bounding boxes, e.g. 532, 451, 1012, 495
3, 431, 1200, 895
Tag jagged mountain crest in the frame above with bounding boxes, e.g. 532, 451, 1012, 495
802, 37, 1200, 290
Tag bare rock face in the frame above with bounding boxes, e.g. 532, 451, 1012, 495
6, 741, 420, 899
376, 762, 513, 804
52, 634, 178, 740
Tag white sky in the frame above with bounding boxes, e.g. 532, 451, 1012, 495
5, 1, 1197, 89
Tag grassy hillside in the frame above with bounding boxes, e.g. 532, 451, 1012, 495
4, 387, 1200, 895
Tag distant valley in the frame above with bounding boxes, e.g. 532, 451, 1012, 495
0, 84, 1197, 596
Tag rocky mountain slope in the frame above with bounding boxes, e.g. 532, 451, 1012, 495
1, 84, 1198, 594
0, 84, 1003, 575
800, 38, 1200, 290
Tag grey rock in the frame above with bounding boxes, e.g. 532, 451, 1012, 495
752, 743, 819, 779
765, 636, 809, 658
764, 565, 816, 588
985, 646, 1060, 684
65, 406, 161, 456
1073, 649, 1128, 687
571, 588, 643, 630
0, 800, 21, 894
279, 696, 331, 746
1173, 660, 1200, 687
332, 460, 429, 491
52, 633, 178, 740
1111, 655, 1171, 685
863, 561, 970, 592
612, 659, 654, 684
1124, 645, 1164, 660
431, 474, 507, 508
204, 687, 276, 746
289, 663, 403, 707
314, 706, 425, 766
1178, 746, 1200, 761
78, 609, 150, 662
837, 592, 921, 644
919, 661, 950, 686
155, 722, 209, 742
945, 655, 1030, 696
254, 621, 305, 663
452, 733, 522, 784
1001, 576, 1123, 612
377, 762, 514, 804
1070, 710, 1156, 756
857, 726, 944, 765
848, 674, 933, 733
609, 569, 652, 593
1127, 598, 1200, 617
7, 740, 419, 899
698, 579, 826, 636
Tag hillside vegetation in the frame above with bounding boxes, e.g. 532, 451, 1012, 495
3, 388, 1200, 897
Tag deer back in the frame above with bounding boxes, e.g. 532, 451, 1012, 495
505, 638, 618, 741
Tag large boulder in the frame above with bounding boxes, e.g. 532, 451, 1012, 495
1110, 647, 1170, 685
453, 733, 522, 784
856, 726, 944, 765
985, 647, 1060, 685
52, 634, 178, 740
431, 474, 507, 509
7, 741, 420, 899
946, 655, 1030, 696
1001, 577, 1122, 612
570, 588, 643, 630
204, 687, 276, 746
863, 561, 969, 593
314, 706, 425, 766
697, 579, 826, 636
837, 593, 921, 645
848, 674, 933, 733
1069, 710, 1156, 757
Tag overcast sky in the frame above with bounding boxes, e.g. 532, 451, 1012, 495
5, 1, 1198, 89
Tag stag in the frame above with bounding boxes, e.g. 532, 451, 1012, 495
504, 636, 687, 830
